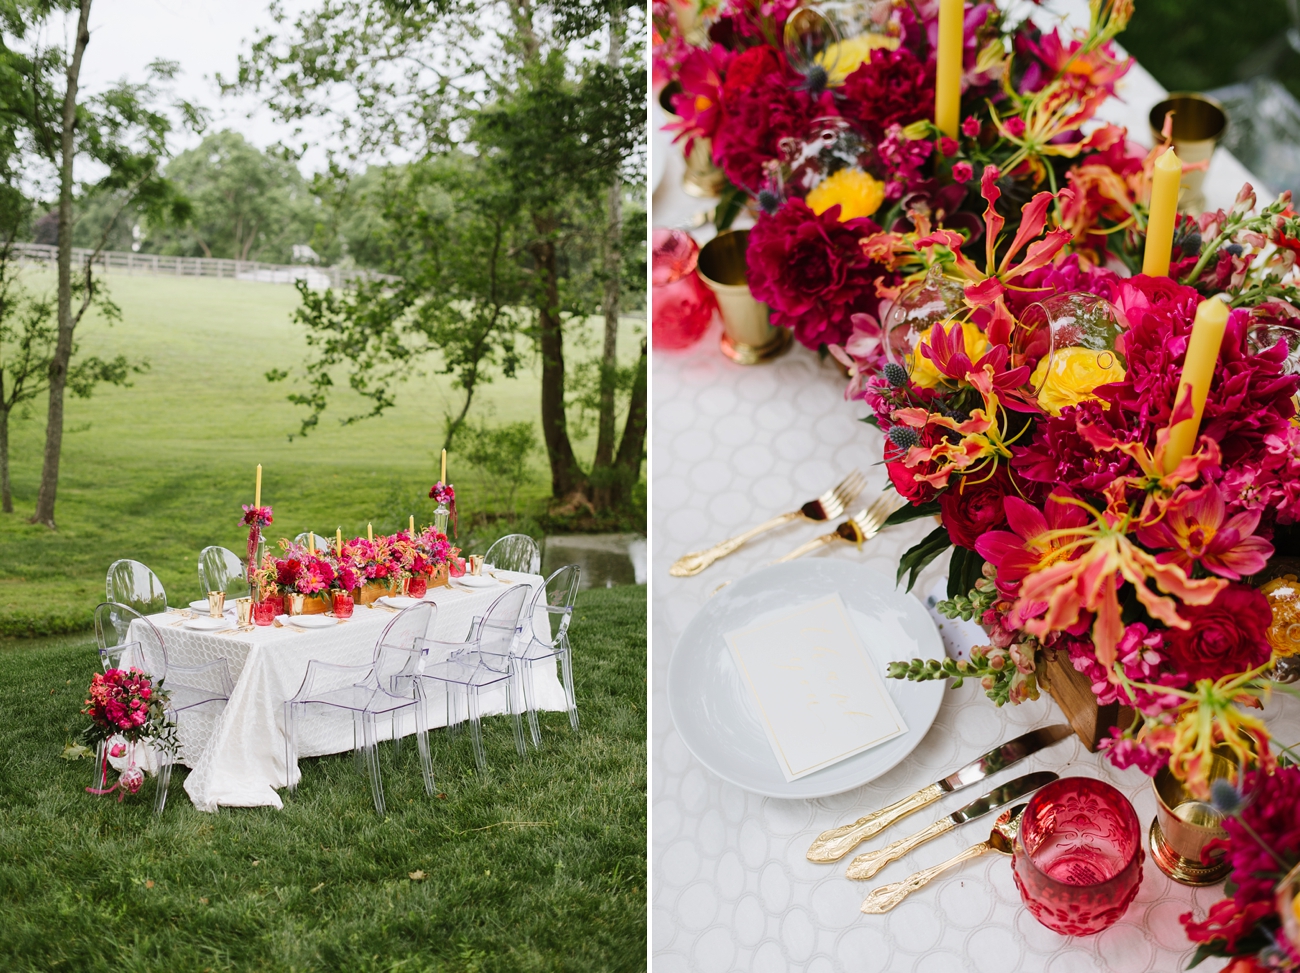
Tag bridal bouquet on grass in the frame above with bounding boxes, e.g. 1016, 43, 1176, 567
82, 667, 177, 800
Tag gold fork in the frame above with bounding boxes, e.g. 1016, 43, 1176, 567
670, 470, 867, 577
772, 495, 901, 563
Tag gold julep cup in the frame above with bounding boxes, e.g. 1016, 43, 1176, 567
468, 555, 484, 576
1149, 747, 1238, 886
1149, 93, 1227, 216
235, 597, 253, 628
697, 230, 791, 365
207, 591, 226, 618
287, 593, 304, 616
659, 83, 727, 199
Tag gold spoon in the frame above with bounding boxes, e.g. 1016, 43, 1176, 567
860, 804, 1025, 915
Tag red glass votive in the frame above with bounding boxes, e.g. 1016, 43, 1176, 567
252, 599, 278, 626
1012, 777, 1144, 936
652, 228, 715, 350
331, 591, 354, 618
449, 557, 466, 578
407, 576, 428, 599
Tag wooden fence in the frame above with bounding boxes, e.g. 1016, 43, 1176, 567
10, 242, 398, 289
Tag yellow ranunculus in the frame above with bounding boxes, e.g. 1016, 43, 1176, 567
805, 168, 885, 222
907, 321, 991, 389
1029, 346, 1125, 416
814, 32, 901, 86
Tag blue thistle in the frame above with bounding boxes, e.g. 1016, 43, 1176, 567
1209, 778, 1244, 816
757, 189, 781, 215
1180, 231, 1202, 255
887, 426, 920, 450
793, 64, 828, 98
882, 362, 908, 388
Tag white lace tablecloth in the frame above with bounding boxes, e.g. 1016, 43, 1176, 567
132, 573, 567, 812
651, 5, 1294, 966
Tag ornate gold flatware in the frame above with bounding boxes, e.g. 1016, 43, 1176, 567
773, 495, 901, 563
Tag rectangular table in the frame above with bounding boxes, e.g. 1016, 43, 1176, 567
130, 572, 568, 812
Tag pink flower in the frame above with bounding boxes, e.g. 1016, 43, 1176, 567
937, 136, 959, 157
1136, 485, 1273, 580
951, 161, 973, 183
961, 115, 981, 138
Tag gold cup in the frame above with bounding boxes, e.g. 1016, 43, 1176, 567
287, 592, 304, 616
468, 555, 484, 576
235, 597, 253, 628
697, 230, 791, 365
1149, 747, 1238, 886
1149, 93, 1228, 216
207, 591, 226, 618
659, 82, 727, 199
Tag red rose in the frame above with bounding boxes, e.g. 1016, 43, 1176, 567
1162, 583, 1273, 683
746, 198, 881, 349
887, 460, 935, 506
722, 45, 780, 101
937, 466, 1013, 549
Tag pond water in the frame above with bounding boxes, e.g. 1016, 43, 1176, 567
541, 533, 646, 590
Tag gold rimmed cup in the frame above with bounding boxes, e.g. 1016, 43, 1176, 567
1149, 746, 1240, 886
207, 591, 226, 618
235, 597, 253, 628
1149, 93, 1228, 215
696, 230, 791, 365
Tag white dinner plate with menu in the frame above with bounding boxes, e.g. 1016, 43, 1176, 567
667, 560, 947, 799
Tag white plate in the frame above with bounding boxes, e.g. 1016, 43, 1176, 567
667, 560, 947, 799
288, 614, 337, 629
183, 616, 232, 632
377, 595, 419, 609
189, 599, 225, 614
455, 574, 499, 589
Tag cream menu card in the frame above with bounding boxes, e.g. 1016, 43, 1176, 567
725, 593, 908, 782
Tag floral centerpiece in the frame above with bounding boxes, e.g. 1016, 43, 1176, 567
83, 667, 177, 801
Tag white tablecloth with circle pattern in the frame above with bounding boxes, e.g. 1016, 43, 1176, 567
651, 4, 1292, 967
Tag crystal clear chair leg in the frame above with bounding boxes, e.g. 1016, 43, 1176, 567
92, 741, 109, 791
446, 687, 462, 738
559, 643, 579, 732
153, 754, 173, 815
414, 697, 435, 796
521, 663, 542, 748
506, 667, 527, 757
467, 687, 488, 774
362, 713, 385, 816
352, 710, 366, 774
284, 702, 299, 797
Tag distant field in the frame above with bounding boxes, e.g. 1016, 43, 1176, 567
0, 268, 644, 635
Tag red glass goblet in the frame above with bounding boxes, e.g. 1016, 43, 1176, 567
252, 599, 278, 626
331, 591, 354, 619
407, 576, 428, 599
1012, 777, 1144, 936
653, 228, 716, 350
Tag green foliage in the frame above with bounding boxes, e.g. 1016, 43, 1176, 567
896, 524, 952, 591
945, 545, 987, 601
886, 648, 1028, 707
0, 584, 647, 972
458, 419, 540, 515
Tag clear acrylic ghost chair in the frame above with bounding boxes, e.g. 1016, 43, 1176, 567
517, 564, 582, 745
198, 546, 250, 600
284, 601, 436, 816
294, 532, 331, 553
483, 534, 541, 574
92, 602, 234, 814
106, 559, 168, 616
417, 585, 529, 773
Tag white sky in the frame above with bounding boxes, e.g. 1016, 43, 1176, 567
79, 0, 333, 172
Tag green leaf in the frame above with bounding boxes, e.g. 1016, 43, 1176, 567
896, 525, 952, 592
714, 182, 747, 232
948, 546, 968, 600
883, 501, 941, 529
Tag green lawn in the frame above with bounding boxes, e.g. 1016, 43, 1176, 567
0, 269, 644, 635
0, 583, 646, 973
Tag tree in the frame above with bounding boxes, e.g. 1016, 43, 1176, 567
3, 1, 197, 527
150, 130, 316, 262
233, 0, 648, 516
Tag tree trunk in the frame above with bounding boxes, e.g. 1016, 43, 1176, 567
31, 0, 91, 529
533, 231, 586, 501
0, 405, 11, 514
591, 9, 625, 510
612, 338, 647, 503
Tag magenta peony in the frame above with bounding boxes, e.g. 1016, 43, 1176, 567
1160, 583, 1273, 683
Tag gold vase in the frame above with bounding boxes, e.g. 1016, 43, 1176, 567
1149, 93, 1227, 216
659, 83, 727, 199
697, 230, 791, 365
1149, 747, 1238, 886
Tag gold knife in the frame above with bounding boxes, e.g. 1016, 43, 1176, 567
806, 724, 1073, 863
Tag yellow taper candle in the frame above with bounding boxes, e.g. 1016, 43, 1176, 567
410, 515, 416, 537
1163, 297, 1229, 472
308, 533, 315, 554
336, 527, 343, 557
934, 0, 964, 139
1143, 147, 1182, 277
440, 448, 447, 484
367, 523, 373, 543
255, 464, 262, 508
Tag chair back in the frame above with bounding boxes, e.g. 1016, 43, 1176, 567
198, 546, 250, 599
294, 532, 331, 553
483, 534, 541, 574
106, 559, 167, 615
528, 564, 582, 646
476, 585, 529, 659
94, 602, 168, 678
375, 601, 435, 685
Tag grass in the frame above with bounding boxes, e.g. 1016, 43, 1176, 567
0, 583, 646, 972
0, 269, 645, 635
